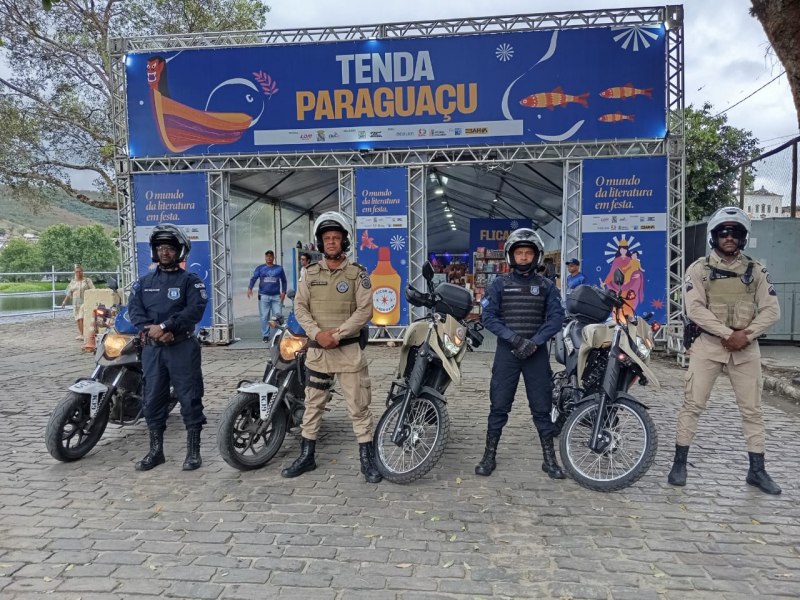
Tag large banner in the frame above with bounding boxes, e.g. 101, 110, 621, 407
133, 173, 213, 328
354, 168, 409, 327
581, 156, 668, 325
469, 218, 533, 264
126, 26, 665, 157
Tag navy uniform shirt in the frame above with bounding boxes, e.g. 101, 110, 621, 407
128, 267, 208, 334
481, 270, 565, 347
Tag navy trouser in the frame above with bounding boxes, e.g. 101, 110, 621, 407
487, 341, 555, 439
141, 337, 206, 431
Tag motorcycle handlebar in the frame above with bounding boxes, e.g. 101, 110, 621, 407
406, 285, 437, 309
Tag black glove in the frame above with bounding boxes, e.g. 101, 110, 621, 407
510, 335, 538, 360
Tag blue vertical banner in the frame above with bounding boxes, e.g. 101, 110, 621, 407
354, 168, 409, 327
581, 156, 668, 324
132, 172, 213, 328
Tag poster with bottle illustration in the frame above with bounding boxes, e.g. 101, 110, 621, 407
132, 172, 213, 328
580, 156, 668, 325
354, 168, 409, 327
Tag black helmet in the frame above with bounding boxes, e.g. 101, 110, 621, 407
313, 211, 351, 254
505, 228, 544, 272
149, 223, 191, 263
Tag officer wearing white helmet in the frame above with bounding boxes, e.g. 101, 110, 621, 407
280, 211, 381, 483
668, 206, 781, 494
476, 228, 566, 480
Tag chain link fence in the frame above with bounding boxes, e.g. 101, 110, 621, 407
736, 135, 799, 218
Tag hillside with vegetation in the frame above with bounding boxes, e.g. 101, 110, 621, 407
0, 187, 117, 235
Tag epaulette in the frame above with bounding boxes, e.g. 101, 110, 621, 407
350, 262, 367, 272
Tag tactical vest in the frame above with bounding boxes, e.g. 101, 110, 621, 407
305, 262, 364, 330
498, 273, 548, 339
701, 255, 758, 330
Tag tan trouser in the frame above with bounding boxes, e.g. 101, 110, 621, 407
676, 353, 765, 452
300, 367, 374, 443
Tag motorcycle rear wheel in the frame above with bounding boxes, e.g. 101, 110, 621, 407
45, 391, 111, 462
373, 395, 449, 484
217, 392, 288, 470
559, 397, 657, 492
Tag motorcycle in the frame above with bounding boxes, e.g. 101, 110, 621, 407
551, 269, 660, 491
372, 261, 484, 484
45, 301, 178, 462
217, 293, 309, 470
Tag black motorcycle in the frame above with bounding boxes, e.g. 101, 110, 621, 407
45, 303, 177, 461
217, 311, 309, 470
551, 269, 660, 491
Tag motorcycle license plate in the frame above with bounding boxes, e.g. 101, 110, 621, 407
564, 335, 574, 354
259, 393, 270, 416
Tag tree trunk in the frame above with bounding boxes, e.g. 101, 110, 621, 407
751, 0, 800, 130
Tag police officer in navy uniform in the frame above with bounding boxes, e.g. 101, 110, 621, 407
128, 224, 209, 472
476, 228, 566, 479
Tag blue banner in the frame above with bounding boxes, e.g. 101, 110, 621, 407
581, 156, 668, 324
126, 26, 666, 157
469, 218, 533, 259
133, 173, 213, 328
354, 168, 409, 327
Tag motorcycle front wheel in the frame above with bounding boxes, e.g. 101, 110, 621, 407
217, 392, 288, 470
559, 397, 657, 492
373, 395, 449, 484
45, 391, 111, 461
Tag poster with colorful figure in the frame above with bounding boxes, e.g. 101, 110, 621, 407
354, 168, 409, 327
125, 26, 666, 157
580, 156, 668, 325
132, 173, 213, 328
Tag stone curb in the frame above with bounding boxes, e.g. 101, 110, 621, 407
763, 373, 800, 402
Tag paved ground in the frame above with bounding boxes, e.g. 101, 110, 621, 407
1, 318, 799, 600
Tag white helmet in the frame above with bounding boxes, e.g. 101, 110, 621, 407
707, 206, 750, 251
505, 228, 544, 272
313, 211, 352, 254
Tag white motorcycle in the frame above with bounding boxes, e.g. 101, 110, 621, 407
372, 261, 484, 484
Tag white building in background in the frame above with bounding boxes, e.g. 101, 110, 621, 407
744, 185, 790, 219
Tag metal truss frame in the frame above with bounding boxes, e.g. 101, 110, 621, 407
561, 162, 583, 297
207, 172, 234, 344
109, 6, 684, 345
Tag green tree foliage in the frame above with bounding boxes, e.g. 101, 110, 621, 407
2, 0, 270, 208
684, 103, 761, 222
0, 238, 43, 276
37, 224, 119, 272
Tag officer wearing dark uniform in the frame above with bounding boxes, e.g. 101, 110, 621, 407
476, 228, 566, 479
668, 207, 781, 494
281, 211, 381, 483
128, 224, 208, 472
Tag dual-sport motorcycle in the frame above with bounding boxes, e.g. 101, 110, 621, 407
372, 261, 484, 483
217, 295, 309, 470
551, 269, 660, 491
45, 302, 178, 462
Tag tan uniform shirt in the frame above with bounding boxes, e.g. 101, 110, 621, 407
294, 257, 373, 373
684, 252, 780, 364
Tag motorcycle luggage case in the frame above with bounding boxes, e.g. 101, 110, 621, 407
434, 282, 473, 321
566, 285, 615, 323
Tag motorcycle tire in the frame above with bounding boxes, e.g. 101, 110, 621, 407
217, 392, 288, 471
45, 391, 111, 462
559, 397, 657, 492
372, 394, 450, 484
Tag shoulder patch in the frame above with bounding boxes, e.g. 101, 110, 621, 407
361, 274, 372, 289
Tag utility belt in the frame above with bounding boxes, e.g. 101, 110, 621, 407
143, 331, 192, 346
308, 336, 360, 349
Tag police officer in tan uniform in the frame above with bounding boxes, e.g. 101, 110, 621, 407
668, 207, 781, 494
281, 211, 382, 483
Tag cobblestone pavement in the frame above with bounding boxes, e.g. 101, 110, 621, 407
1, 319, 799, 600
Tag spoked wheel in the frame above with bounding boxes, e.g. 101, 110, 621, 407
559, 397, 657, 492
373, 395, 449, 484
217, 392, 288, 470
45, 392, 110, 462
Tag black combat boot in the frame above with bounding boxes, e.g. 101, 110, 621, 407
359, 442, 382, 483
135, 429, 165, 471
182, 427, 202, 471
475, 431, 501, 476
667, 444, 689, 486
281, 438, 317, 478
540, 436, 565, 479
746, 452, 781, 495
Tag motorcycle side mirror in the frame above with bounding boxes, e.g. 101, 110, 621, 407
286, 289, 296, 300
626, 290, 636, 300
613, 268, 625, 286
106, 276, 118, 291
422, 261, 435, 282
642, 312, 654, 321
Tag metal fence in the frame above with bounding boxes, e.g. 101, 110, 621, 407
735, 135, 799, 218
0, 268, 120, 320
770, 282, 800, 342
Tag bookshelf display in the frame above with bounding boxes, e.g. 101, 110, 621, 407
472, 249, 508, 305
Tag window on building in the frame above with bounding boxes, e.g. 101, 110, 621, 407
762, 203, 766, 213
767, 205, 771, 214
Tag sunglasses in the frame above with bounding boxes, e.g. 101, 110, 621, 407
715, 228, 744, 239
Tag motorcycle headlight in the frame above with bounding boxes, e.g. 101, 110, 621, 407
103, 334, 134, 358
441, 332, 464, 358
634, 336, 652, 360
279, 331, 308, 361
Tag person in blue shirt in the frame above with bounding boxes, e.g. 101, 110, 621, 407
247, 250, 288, 342
565, 258, 587, 294
476, 228, 566, 480
128, 224, 208, 472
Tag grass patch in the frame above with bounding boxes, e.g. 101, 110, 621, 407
0, 282, 108, 293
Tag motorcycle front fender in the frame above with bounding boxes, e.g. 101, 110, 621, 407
238, 381, 279, 421
612, 390, 650, 410
68, 379, 109, 419
617, 336, 661, 390
396, 321, 430, 378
